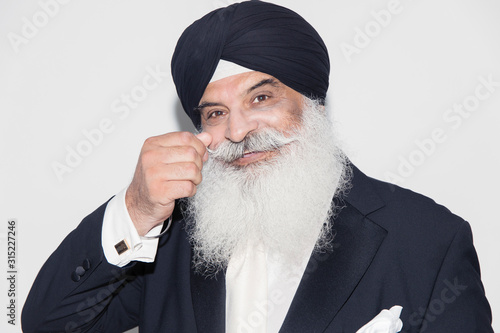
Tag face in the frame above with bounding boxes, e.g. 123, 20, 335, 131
187, 93, 349, 275
197, 71, 304, 166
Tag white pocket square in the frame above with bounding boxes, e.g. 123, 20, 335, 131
356, 305, 403, 333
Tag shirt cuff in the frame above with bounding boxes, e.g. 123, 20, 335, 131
102, 187, 163, 267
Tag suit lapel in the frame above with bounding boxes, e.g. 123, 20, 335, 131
279, 165, 388, 332
190, 266, 226, 333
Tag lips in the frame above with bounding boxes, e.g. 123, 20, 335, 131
242, 151, 261, 158
231, 150, 269, 165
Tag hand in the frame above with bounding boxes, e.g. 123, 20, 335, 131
125, 132, 212, 236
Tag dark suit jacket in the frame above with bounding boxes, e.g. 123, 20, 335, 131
22, 165, 493, 332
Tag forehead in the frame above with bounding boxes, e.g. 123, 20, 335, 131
201, 71, 285, 101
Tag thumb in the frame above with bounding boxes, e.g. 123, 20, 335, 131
196, 132, 213, 162
196, 132, 213, 148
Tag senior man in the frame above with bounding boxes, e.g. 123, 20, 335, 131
22, 1, 492, 332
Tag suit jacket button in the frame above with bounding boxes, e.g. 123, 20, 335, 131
75, 266, 86, 277
71, 271, 81, 282
82, 259, 91, 270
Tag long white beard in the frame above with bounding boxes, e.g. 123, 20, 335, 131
184, 98, 351, 275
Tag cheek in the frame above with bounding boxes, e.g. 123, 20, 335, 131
263, 102, 302, 130
201, 126, 226, 149
262, 113, 287, 128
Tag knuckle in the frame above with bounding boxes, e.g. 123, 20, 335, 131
141, 149, 156, 163
184, 182, 197, 196
190, 185, 197, 196
144, 136, 156, 147
184, 162, 200, 177
185, 162, 197, 172
178, 131, 194, 145
183, 146, 198, 160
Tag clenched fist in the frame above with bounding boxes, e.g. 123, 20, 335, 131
125, 131, 212, 236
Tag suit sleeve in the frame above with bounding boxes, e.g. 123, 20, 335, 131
22, 201, 144, 333
414, 221, 493, 332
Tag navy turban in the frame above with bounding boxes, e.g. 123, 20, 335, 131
171, 1, 330, 128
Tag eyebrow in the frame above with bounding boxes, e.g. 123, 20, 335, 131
194, 102, 224, 113
195, 78, 281, 112
246, 78, 280, 95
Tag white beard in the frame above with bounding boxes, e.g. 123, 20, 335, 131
184, 98, 351, 275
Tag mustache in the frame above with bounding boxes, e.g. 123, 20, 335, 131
207, 128, 299, 163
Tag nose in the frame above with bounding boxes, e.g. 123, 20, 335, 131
225, 109, 258, 143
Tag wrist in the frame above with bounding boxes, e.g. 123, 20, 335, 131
127, 205, 164, 237
124, 189, 156, 236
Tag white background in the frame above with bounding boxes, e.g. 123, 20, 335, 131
1, 0, 498, 332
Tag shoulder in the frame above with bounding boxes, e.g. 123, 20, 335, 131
345, 164, 469, 249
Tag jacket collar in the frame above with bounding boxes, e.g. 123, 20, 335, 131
344, 164, 386, 217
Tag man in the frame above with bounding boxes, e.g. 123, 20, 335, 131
22, 1, 492, 332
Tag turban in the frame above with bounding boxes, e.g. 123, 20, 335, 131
171, 0, 330, 128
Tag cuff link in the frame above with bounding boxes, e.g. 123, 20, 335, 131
114, 239, 130, 255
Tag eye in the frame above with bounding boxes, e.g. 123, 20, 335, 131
252, 95, 269, 103
207, 110, 225, 119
